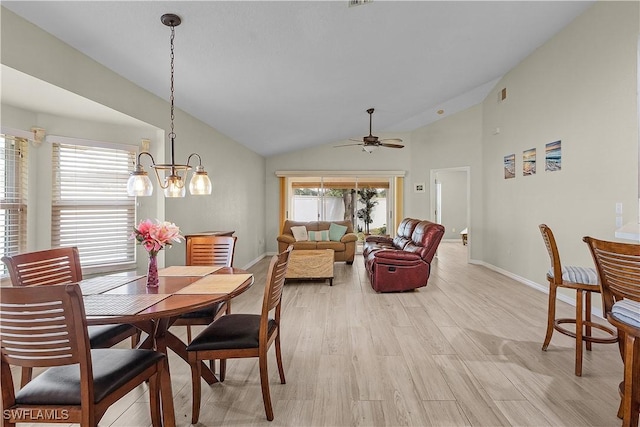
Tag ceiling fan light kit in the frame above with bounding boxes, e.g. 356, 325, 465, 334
334, 108, 404, 152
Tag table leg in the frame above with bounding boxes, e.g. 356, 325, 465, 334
154, 318, 176, 427
163, 330, 219, 384
130, 320, 155, 349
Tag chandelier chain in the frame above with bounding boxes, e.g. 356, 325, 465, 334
126, 13, 211, 197
169, 24, 176, 140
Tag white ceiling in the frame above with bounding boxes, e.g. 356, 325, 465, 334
2, 1, 594, 156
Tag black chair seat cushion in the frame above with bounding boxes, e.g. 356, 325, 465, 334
87, 324, 136, 348
177, 301, 224, 320
186, 313, 276, 352
15, 349, 165, 405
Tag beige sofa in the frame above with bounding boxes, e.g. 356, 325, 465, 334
277, 220, 357, 264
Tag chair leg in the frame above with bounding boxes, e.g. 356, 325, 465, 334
190, 357, 202, 425
575, 289, 584, 377
259, 351, 274, 421
148, 368, 162, 427
621, 334, 639, 427
585, 291, 593, 352
187, 325, 193, 343
275, 333, 286, 384
542, 281, 558, 351
220, 359, 226, 382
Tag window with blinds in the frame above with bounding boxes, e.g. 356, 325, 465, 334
52, 141, 136, 271
0, 135, 28, 276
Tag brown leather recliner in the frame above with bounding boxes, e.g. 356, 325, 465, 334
363, 218, 445, 292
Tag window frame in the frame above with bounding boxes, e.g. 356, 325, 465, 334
0, 133, 28, 277
50, 136, 137, 275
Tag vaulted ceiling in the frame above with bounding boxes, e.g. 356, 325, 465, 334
2, 1, 594, 156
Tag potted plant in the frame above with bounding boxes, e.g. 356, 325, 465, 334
356, 188, 378, 235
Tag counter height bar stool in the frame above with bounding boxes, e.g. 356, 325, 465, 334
539, 224, 618, 376
1, 247, 139, 387
584, 236, 640, 427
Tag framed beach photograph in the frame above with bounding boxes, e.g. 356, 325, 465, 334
545, 140, 561, 171
504, 154, 515, 179
523, 148, 536, 176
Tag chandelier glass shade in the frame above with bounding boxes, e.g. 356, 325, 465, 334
127, 13, 212, 198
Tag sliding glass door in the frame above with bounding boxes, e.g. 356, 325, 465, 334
285, 175, 397, 241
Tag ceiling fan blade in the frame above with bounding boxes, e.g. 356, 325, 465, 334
379, 142, 405, 149
334, 142, 364, 148
335, 109, 402, 150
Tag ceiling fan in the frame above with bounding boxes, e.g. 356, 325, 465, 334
334, 108, 404, 153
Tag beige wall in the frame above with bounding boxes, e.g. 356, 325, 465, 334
410, 105, 484, 260
482, 0, 638, 292
1, 8, 267, 270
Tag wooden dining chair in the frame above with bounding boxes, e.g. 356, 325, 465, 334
0, 283, 170, 427
1, 247, 139, 387
174, 235, 237, 342
539, 224, 617, 376
186, 246, 292, 424
584, 236, 640, 427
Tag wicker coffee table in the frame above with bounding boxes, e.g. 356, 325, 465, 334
285, 249, 334, 286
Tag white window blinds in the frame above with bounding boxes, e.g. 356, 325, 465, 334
52, 141, 136, 270
0, 135, 28, 276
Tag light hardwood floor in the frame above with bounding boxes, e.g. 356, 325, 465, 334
12, 242, 624, 426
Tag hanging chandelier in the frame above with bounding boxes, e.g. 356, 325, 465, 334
127, 13, 212, 198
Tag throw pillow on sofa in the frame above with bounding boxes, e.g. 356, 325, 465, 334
329, 223, 348, 241
308, 230, 330, 241
291, 225, 308, 241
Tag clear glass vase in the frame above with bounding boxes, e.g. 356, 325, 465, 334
146, 253, 159, 288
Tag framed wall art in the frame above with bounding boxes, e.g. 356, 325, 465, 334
523, 148, 536, 176
504, 154, 515, 179
545, 140, 561, 171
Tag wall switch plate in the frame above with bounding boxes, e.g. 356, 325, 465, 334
616, 202, 623, 215
616, 216, 623, 228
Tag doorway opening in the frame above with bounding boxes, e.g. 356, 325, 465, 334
430, 167, 471, 262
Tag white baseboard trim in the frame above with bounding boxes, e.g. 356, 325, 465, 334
472, 259, 605, 320
241, 253, 268, 270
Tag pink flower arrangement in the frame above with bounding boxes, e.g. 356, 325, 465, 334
132, 219, 184, 256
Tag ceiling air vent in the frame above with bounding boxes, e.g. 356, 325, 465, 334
349, 0, 373, 7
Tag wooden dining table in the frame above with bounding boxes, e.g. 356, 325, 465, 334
79, 265, 255, 427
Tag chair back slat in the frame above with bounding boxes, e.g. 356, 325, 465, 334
2, 247, 83, 287
0, 284, 89, 369
187, 236, 237, 267
583, 236, 640, 314
539, 224, 563, 283
262, 247, 292, 315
